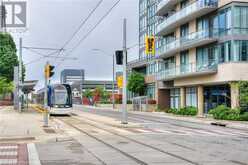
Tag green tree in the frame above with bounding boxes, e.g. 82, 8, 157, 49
0, 77, 13, 96
82, 89, 93, 98
127, 72, 145, 96
0, 33, 19, 81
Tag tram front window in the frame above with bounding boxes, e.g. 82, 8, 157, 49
54, 90, 68, 105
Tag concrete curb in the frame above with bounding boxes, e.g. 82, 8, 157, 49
78, 105, 248, 131
27, 143, 41, 165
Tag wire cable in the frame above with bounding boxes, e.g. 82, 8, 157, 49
56, 0, 121, 67
60, 0, 103, 50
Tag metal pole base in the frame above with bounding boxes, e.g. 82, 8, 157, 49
121, 121, 128, 125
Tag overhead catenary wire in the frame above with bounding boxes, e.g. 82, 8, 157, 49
53, 0, 103, 62
59, 0, 103, 51
56, 0, 121, 67
24, 50, 61, 65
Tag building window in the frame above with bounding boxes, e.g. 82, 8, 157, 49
219, 41, 231, 63
186, 87, 197, 107
213, 8, 232, 36
146, 83, 155, 99
180, 23, 189, 38
170, 88, 180, 109
233, 40, 248, 61
233, 6, 248, 35
180, 50, 189, 73
180, 0, 189, 9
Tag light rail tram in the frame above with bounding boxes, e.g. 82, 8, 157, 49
36, 84, 73, 115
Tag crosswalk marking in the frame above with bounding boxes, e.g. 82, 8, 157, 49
0, 143, 28, 165
0, 146, 18, 150
0, 152, 17, 156
0, 159, 17, 164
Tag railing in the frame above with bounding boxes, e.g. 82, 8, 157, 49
156, 60, 217, 80
157, 0, 171, 12
157, 0, 218, 34
157, 29, 214, 56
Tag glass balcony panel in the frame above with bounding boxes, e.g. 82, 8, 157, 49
158, 30, 216, 57
156, 60, 217, 81
157, 0, 218, 35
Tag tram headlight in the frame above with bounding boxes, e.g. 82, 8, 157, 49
54, 105, 58, 108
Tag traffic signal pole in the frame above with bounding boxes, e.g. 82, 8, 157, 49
112, 54, 115, 109
18, 38, 23, 112
122, 18, 128, 124
43, 61, 49, 127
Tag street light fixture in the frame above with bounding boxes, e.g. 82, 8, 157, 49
92, 49, 116, 109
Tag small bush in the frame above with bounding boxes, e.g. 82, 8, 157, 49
209, 105, 248, 121
239, 112, 248, 121
127, 100, 132, 104
168, 107, 197, 116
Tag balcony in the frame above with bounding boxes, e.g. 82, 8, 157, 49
157, 0, 218, 36
156, 0, 183, 16
156, 61, 217, 81
157, 30, 217, 58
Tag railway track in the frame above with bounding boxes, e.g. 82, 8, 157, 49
55, 116, 200, 165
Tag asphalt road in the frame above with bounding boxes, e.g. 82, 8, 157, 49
67, 105, 248, 165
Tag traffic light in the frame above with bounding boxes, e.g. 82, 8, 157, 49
115, 50, 123, 65
145, 36, 155, 55
45, 64, 55, 78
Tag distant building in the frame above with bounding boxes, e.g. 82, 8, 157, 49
60, 69, 84, 104
82, 80, 117, 92
60, 69, 84, 85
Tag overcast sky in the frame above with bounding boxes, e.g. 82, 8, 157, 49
11, 0, 139, 89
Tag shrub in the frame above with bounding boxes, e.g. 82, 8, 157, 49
167, 107, 197, 116
208, 105, 248, 121
127, 100, 132, 104
239, 112, 248, 121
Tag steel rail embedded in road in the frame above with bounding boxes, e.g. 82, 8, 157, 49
56, 117, 149, 165
57, 116, 200, 165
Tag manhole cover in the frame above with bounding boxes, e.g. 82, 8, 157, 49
44, 128, 56, 134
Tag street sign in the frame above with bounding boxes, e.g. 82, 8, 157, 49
117, 76, 123, 89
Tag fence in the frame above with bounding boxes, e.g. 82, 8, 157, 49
132, 96, 148, 112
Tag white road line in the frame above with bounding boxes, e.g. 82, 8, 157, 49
0, 159, 17, 165
0, 146, 18, 150
192, 130, 219, 136
135, 128, 151, 133
0, 151, 17, 156
27, 143, 41, 165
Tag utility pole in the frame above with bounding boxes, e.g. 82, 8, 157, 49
43, 61, 49, 127
112, 54, 115, 109
19, 38, 23, 112
122, 18, 128, 124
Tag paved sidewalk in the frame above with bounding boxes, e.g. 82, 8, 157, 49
0, 106, 114, 165
0, 143, 28, 165
78, 105, 248, 131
